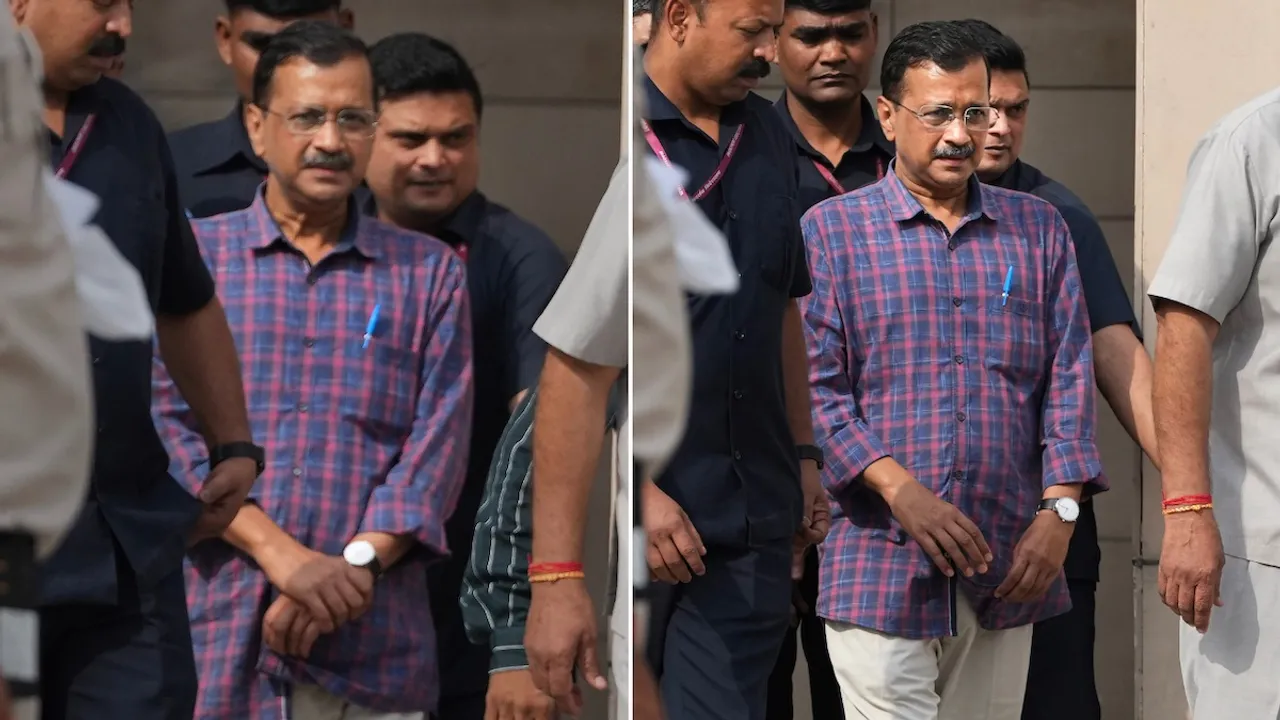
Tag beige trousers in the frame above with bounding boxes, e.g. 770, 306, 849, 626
289, 684, 424, 720
824, 595, 1033, 720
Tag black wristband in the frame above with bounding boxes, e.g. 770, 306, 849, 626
797, 444, 825, 470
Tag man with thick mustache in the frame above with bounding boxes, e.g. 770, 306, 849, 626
8, 1, 258, 718
801, 21, 1103, 719
151, 22, 473, 719
639, 1, 828, 718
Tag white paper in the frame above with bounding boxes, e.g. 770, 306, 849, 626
43, 170, 155, 340
644, 156, 740, 296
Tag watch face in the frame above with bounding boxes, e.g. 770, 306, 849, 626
1056, 498, 1080, 522
343, 540, 376, 567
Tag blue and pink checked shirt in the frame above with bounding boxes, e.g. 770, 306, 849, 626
152, 190, 473, 717
802, 166, 1105, 639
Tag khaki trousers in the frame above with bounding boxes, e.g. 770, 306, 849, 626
289, 685, 424, 720
825, 595, 1033, 720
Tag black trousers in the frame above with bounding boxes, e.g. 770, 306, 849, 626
765, 547, 843, 720
647, 541, 793, 720
1021, 579, 1100, 720
38, 562, 197, 720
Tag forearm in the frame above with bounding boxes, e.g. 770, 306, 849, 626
348, 531, 414, 569
782, 301, 816, 445
224, 503, 304, 572
1093, 324, 1161, 469
1152, 305, 1216, 497
531, 348, 619, 563
156, 298, 251, 446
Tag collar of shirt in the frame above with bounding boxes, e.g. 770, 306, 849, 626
879, 159, 999, 226
988, 158, 1048, 195
243, 183, 379, 259
642, 72, 749, 139
51, 81, 100, 148
359, 188, 488, 249
184, 103, 268, 176
773, 91, 894, 166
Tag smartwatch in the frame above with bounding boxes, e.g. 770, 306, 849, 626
209, 441, 265, 476
343, 540, 384, 579
1038, 497, 1080, 523
797, 444, 825, 470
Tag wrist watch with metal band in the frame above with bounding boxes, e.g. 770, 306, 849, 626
343, 539, 383, 578
1038, 497, 1080, 523
797, 444, 824, 470
208, 441, 266, 476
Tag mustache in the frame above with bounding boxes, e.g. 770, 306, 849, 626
738, 57, 770, 79
303, 151, 354, 171
87, 33, 126, 58
934, 144, 975, 160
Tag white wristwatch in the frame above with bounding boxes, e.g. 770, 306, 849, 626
1038, 497, 1080, 523
342, 539, 383, 578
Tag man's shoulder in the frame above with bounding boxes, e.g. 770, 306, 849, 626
803, 177, 886, 226
1208, 87, 1280, 147
1013, 162, 1096, 221
189, 207, 255, 249
478, 199, 566, 264
362, 215, 461, 267
93, 77, 163, 132
984, 180, 1063, 220
167, 116, 222, 147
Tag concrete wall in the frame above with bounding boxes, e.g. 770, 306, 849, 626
759, 2, 1141, 717
1134, 1, 1280, 717
121, 2, 623, 717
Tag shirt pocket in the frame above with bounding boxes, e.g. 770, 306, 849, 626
342, 338, 421, 437
754, 193, 799, 295
983, 297, 1048, 382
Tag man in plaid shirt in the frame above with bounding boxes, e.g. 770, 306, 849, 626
152, 22, 472, 720
801, 21, 1104, 720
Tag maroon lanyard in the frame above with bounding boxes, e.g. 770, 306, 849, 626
812, 154, 885, 196
55, 114, 96, 180
455, 243, 469, 264
642, 120, 745, 202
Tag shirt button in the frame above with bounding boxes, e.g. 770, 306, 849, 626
303, 337, 316, 348
954, 354, 964, 365
948, 240, 957, 251
734, 330, 746, 341
733, 450, 743, 461
733, 389, 743, 400
306, 275, 318, 286
952, 297, 962, 307
292, 467, 302, 477
728, 210, 739, 221
951, 470, 964, 480
298, 403, 309, 413
956, 412, 966, 423
92, 356, 101, 364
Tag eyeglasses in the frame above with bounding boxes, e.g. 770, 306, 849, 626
891, 100, 998, 132
260, 107, 378, 139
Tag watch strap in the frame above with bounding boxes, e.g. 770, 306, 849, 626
797, 444, 824, 470
1037, 498, 1059, 513
209, 441, 265, 475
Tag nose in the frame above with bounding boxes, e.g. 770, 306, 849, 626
757, 36, 776, 64
817, 40, 846, 67
942, 117, 971, 147
311, 119, 345, 152
106, 3, 133, 39
987, 111, 1009, 140
418, 139, 446, 169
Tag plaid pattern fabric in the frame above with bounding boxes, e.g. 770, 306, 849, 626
152, 191, 473, 717
802, 166, 1105, 639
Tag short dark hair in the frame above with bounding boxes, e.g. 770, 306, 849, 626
251, 20, 369, 107
633, 0, 651, 15
224, 0, 341, 18
652, 0, 706, 28
954, 18, 1029, 84
784, 0, 872, 12
369, 33, 484, 119
880, 20, 987, 102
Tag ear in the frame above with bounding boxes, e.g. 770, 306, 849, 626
10, 0, 29, 25
869, 12, 880, 44
665, 0, 694, 42
876, 94, 896, 143
338, 8, 355, 30
214, 16, 233, 66
244, 102, 268, 159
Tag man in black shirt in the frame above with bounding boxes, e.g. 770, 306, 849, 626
365, 33, 568, 720
169, 0, 352, 218
960, 20, 1160, 720
766, 2, 888, 718
9, 1, 259, 718
641, 0, 828, 718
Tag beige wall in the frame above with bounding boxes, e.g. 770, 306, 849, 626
763, 2, 1141, 717
121, 2, 622, 717
1134, 1, 1280, 718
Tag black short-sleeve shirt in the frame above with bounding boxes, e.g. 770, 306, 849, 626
642, 74, 809, 548
169, 104, 268, 219
361, 189, 567, 695
42, 78, 216, 603
774, 91, 895, 213
989, 159, 1136, 583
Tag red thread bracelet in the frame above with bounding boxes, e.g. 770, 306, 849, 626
1162, 494, 1212, 509
529, 561, 584, 576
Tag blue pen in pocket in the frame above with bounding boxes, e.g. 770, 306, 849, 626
1001, 265, 1014, 307
362, 304, 381, 349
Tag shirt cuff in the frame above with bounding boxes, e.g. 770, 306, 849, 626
489, 626, 530, 673
1041, 439, 1107, 497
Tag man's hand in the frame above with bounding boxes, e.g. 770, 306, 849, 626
1158, 510, 1225, 633
485, 668, 557, 720
189, 457, 257, 544
261, 547, 374, 633
883, 476, 992, 578
791, 462, 830, 579
525, 581, 607, 716
263, 595, 327, 658
995, 512, 1073, 602
643, 482, 705, 583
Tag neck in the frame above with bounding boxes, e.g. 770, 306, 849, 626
644, 42, 722, 128
894, 164, 970, 222
41, 82, 70, 135
787, 90, 864, 165
379, 207, 444, 236
264, 180, 349, 255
